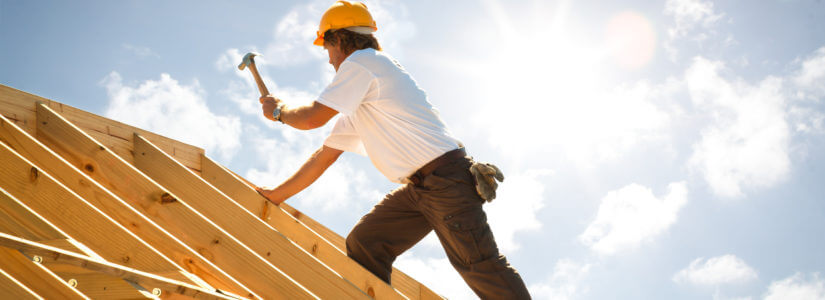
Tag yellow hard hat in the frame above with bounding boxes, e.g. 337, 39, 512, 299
314, 1, 377, 46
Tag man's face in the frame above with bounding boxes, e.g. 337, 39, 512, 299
324, 42, 346, 72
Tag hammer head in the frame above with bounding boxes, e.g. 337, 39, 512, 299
238, 52, 262, 70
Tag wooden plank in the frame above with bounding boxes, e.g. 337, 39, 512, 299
204, 159, 444, 300
0, 247, 88, 299
53, 272, 152, 299
0, 141, 193, 283
200, 156, 407, 300
0, 187, 149, 299
0, 268, 42, 300
0, 84, 204, 172
0, 187, 66, 243
0, 111, 254, 297
0, 233, 236, 300
33, 104, 307, 299
133, 135, 370, 300
0, 189, 135, 298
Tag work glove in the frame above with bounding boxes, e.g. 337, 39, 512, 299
470, 162, 504, 202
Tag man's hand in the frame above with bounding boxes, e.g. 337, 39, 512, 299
255, 186, 285, 205
260, 95, 282, 122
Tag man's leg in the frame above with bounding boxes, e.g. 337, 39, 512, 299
417, 159, 531, 299
346, 184, 432, 283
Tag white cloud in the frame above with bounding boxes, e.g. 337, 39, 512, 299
529, 259, 593, 300
764, 272, 825, 300
579, 182, 688, 256
790, 46, 825, 134
663, 0, 726, 60
394, 254, 475, 300
261, 0, 416, 68
122, 43, 159, 58
673, 254, 758, 286
101, 72, 241, 161
363, 0, 416, 53
486, 169, 551, 252
664, 0, 724, 40
794, 46, 825, 99
686, 57, 790, 198
264, 2, 328, 67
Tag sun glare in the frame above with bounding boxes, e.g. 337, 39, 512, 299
468, 2, 664, 165
605, 11, 657, 70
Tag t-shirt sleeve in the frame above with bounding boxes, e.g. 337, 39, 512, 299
323, 116, 367, 156
317, 61, 375, 116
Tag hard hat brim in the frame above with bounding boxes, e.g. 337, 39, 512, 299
314, 35, 324, 46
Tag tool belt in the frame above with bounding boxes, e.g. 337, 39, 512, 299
407, 147, 504, 203
407, 148, 467, 186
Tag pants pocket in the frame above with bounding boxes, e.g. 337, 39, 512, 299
444, 209, 499, 266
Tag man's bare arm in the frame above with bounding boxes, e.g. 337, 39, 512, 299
256, 145, 343, 204
260, 96, 338, 130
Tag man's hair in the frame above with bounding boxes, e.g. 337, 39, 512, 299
323, 29, 382, 54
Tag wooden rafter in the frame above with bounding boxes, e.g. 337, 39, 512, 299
200, 155, 408, 300
0, 83, 443, 299
133, 134, 370, 300
0, 111, 256, 298
0, 140, 194, 283
0, 84, 204, 172
202, 157, 443, 300
0, 233, 237, 300
33, 104, 310, 298
0, 246, 88, 299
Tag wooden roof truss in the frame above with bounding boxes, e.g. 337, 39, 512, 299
0, 84, 443, 300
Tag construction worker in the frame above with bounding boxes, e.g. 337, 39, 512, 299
255, 1, 531, 298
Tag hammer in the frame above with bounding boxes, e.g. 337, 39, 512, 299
238, 52, 270, 97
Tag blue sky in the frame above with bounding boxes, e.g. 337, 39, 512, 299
2, 0, 825, 299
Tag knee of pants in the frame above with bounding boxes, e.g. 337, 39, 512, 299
345, 226, 368, 256
345, 231, 358, 255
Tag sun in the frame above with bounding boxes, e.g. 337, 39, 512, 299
457, 1, 663, 165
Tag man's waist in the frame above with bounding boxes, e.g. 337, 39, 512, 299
407, 147, 467, 185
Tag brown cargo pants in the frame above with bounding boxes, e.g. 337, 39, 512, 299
346, 154, 531, 299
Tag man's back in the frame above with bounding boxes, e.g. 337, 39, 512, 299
320, 48, 461, 183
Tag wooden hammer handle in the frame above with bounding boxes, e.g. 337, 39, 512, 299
247, 61, 270, 97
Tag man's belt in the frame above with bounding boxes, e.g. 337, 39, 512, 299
407, 148, 467, 186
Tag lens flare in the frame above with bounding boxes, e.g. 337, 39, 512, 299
605, 11, 656, 70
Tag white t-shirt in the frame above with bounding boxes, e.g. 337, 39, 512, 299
318, 48, 461, 183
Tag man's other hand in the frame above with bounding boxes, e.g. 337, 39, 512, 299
255, 186, 284, 205
260, 95, 281, 121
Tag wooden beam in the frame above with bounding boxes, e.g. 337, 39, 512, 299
1, 83, 441, 299
0, 233, 237, 300
200, 156, 407, 300
53, 272, 154, 299
133, 134, 370, 300
0, 84, 204, 172
0, 188, 143, 298
0, 187, 68, 245
0, 187, 158, 299
0, 141, 193, 283
0, 187, 103, 259
0, 246, 88, 299
202, 158, 444, 300
0, 268, 42, 300
0, 111, 255, 298
33, 104, 310, 298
